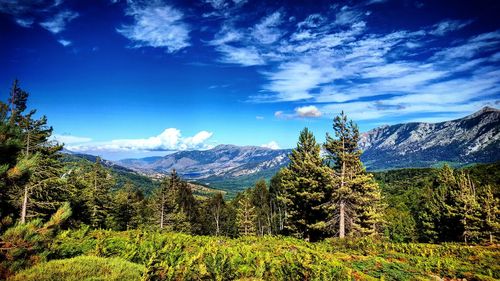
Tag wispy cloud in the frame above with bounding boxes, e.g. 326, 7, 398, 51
66, 128, 214, 152
202, 2, 498, 123
40, 10, 79, 34
52, 134, 92, 144
216, 45, 265, 66
251, 11, 284, 44
58, 39, 71, 46
117, 2, 190, 53
429, 19, 472, 36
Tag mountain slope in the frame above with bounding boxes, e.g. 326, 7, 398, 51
360, 107, 500, 170
118, 145, 291, 190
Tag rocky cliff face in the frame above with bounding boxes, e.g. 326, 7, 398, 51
359, 107, 500, 170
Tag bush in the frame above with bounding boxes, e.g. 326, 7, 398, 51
9, 256, 145, 281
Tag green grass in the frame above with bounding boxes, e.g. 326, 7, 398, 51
9, 255, 145, 281
35, 229, 500, 281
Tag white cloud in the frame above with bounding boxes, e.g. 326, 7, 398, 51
261, 141, 280, 150
251, 11, 284, 44
67, 128, 214, 152
256, 116, 264, 120
40, 10, 79, 34
52, 134, 92, 144
429, 19, 472, 36
216, 45, 265, 66
334, 6, 365, 26
117, 3, 190, 53
15, 18, 34, 27
58, 39, 71, 46
295, 105, 322, 117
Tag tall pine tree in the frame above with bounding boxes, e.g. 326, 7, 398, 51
280, 128, 332, 241
324, 111, 383, 237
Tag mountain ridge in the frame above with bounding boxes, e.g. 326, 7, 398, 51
359, 107, 499, 170
65, 107, 499, 190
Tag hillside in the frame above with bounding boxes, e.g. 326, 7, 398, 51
360, 107, 500, 170
59, 152, 223, 197
118, 144, 291, 191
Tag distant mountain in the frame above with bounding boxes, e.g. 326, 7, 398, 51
360, 107, 500, 170
117, 144, 291, 191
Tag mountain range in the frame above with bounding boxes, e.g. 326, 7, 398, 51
359, 106, 500, 170
66, 107, 499, 191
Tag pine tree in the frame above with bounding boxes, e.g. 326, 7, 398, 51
0, 100, 24, 228
324, 111, 383, 237
3, 80, 69, 224
155, 170, 180, 229
455, 172, 481, 243
236, 191, 256, 236
481, 184, 500, 244
111, 181, 144, 230
86, 157, 114, 228
280, 128, 332, 241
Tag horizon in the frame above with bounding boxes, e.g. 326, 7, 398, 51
64, 105, 498, 161
1, 0, 499, 160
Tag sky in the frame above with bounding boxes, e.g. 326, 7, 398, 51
0, 0, 499, 160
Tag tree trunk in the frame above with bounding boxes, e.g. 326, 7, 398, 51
160, 193, 165, 229
25, 130, 30, 156
339, 136, 346, 238
20, 129, 30, 224
20, 185, 28, 224
339, 200, 345, 238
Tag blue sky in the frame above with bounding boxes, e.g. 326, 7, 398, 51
0, 0, 499, 160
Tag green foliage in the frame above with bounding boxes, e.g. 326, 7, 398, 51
374, 163, 500, 243
39, 229, 500, 280
324, 111, 384, 238
280, 128, 333, 241
9, 256, 145, 281
0, 202, 72, 278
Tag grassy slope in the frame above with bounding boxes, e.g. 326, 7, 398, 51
34, 229, 500, 281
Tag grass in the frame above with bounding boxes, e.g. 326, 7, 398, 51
9, 255, 145, 281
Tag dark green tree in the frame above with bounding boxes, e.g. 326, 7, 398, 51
280, 128, 332, 241
86, 157, 115, 228
324, 111, 383, 238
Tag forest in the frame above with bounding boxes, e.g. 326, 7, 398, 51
0, 81, 499, 280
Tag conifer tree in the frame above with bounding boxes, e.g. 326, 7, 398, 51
324, 112, 383, 237
236, 191, 256, 236
111, 181, 144, 230
456, 172, 481, 243
0, 100, 24, 228
3, 80, 69, 224
481, 184, 500, 244
280, 128, 332, 241
86, 157, 114, 228
155, 170, 180, 229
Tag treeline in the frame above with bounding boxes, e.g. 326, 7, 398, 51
377, 164, 500, 243
0, 80, 499, 244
